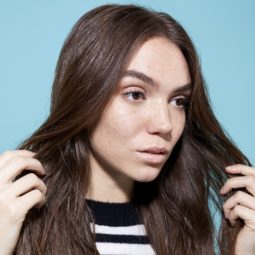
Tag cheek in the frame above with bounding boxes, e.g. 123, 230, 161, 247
172, 113, 186, 140
107, 108, 138, 142
89, 103, 142, 150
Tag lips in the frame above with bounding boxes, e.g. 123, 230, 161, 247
136, 147, 168, 164
141, 147, 167, 155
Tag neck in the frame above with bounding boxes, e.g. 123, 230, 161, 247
85, 178, 134, 203
86, 155, 135, 203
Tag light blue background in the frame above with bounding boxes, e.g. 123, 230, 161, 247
0, 0, 254, 165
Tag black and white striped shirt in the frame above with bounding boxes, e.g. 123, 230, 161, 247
86, 199, 156, 255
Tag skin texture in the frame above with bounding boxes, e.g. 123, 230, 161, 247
87, 37, 191, 203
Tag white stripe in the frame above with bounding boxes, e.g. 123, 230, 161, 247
90, 223, 147, 236
96, 242, 156, 255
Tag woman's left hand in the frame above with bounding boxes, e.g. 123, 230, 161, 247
220, 164, 255, 255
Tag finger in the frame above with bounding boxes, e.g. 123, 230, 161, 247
225, 164, 255, 177
223, 191, 255, 219
17, 189, 46, 214
0, 150, 36, 169
220, 175, 255, 196
228, 205, 255, 229
0, 157, 45, 184
8, 173, 47, 198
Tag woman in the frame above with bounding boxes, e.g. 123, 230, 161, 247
0, 3, 254, 255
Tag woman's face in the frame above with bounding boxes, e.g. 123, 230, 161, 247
88, 37, 191, 184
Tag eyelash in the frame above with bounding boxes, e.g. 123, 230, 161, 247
123, 89, 190, 108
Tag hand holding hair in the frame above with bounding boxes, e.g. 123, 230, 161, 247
221, 164, 255, 255
0, 150, 46, 255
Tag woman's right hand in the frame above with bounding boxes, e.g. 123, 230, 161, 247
0, 150, 47, 255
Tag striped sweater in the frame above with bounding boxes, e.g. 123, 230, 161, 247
86, 199, 156, 255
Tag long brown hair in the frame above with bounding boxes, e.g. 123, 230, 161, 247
15, 4, 251, 255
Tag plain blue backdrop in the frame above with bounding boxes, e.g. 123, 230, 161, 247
0, 0, 254, 166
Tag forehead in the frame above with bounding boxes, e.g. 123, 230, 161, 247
124, 37, 191, 87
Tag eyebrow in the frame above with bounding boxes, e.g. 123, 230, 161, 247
122, 69, 192, 93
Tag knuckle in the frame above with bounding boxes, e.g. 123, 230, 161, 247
222, 203, 227, 211
26, 174, 47, 194
33, 189, 44, 200
235, 191, 243, 199
30, 157, 44, 169
16, 156, 28, 168
233, 205, 241, 214
247, 176, 254, 184
26, 173, 47, 192
39, 181, 47, 195
37, 179, 47, 193
27, 173, 40, 184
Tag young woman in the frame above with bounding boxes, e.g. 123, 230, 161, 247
0, 3, 254, 255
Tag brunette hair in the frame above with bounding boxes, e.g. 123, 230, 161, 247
15, 3, 251, 255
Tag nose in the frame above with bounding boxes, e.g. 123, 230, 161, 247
146, 101, 172, 135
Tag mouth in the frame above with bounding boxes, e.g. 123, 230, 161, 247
136, 150, 167, 165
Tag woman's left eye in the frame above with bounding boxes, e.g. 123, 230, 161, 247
123, 90, 145, 101
171, 97, 189, 108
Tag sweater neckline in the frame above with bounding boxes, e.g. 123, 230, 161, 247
86, 198, 133, 206
85, 198, 141, 226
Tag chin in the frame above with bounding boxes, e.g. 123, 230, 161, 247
133, 167, 161, 182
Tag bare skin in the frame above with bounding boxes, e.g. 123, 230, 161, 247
86, 37, 191, 203
0, 150, 46, 255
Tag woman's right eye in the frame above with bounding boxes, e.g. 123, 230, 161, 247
123, 90, 145, 101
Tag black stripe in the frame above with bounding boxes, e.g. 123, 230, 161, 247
95, 233, 150, 244
86, 199, 141, 226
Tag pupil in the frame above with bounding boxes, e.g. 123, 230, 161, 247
176, 98, 183, 106
133, 92, 141, 99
